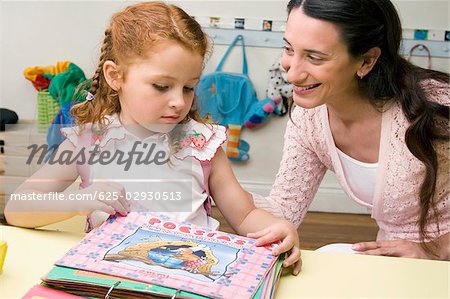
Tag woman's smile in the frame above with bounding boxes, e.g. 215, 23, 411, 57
293, 83, 321, 96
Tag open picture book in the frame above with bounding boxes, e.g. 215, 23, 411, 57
37, 212, 284, 299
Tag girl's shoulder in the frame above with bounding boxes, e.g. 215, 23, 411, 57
174, 119, 227, 162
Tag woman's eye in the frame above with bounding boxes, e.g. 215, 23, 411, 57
153, 84, 169, 92
283, 46, 294, 55
308, 55, 323, 62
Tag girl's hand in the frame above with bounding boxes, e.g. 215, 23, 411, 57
75, 181, 130, 217
352, 240, 431, 259
247, 220, 302, 275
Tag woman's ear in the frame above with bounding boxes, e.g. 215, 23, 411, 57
103, 60, 122, 91
356, 47, 381, 79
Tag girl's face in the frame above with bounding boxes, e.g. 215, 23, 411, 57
116, 40, 203, 133
282, 8, 363, 109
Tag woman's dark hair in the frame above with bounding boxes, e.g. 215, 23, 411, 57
287, 0, 449, 254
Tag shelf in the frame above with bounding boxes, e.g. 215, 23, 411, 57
203, 28, 450, 58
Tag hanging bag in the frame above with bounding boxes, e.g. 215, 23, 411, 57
196, 35, 258, 126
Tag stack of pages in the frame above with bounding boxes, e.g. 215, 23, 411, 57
30, 212, 284, 298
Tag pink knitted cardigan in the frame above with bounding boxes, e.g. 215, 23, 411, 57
253, 80, 449, 242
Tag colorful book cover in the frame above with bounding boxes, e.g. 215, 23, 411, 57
55, 212, 279, 299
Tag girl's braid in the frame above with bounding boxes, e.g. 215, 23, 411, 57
89, 29, 112, 95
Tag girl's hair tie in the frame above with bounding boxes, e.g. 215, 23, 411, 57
86, 92, 95, 101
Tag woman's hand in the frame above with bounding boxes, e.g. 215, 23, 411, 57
352, 240, 432, 259
247, 220, 302, 275
75, 181, 130, 217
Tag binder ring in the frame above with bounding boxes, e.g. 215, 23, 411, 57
104, 280, 121, 299
171, 289, 181, 299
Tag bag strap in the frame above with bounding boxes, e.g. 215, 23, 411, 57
216, 90, 241, 115
216, 35, 248, 75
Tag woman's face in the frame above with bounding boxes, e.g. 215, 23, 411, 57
282, 8, 363, 109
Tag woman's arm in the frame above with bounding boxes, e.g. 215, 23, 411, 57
352, 232, 450, 260
252, 108, 328, 227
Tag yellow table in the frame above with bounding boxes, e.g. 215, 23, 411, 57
0, 221, 448, 299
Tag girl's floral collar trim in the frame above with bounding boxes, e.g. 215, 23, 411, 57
174, 122, 227, 162
89, 114, 137, 148
85, 114, 172, 148
60, 115, 227, 162
60, 114, 166, 149
181, 131, 207, 149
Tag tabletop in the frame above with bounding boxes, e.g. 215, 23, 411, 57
0, 217, 448, 299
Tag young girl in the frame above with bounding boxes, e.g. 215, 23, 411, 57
5, 2, 301, 274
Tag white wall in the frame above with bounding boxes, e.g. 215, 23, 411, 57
1, 1, 449, 214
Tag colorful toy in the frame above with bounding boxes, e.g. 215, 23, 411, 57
46, 63, 88, 156
244, 97, 281, 129
266, 55, 292, 116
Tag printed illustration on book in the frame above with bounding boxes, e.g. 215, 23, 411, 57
102, 227, 241, 282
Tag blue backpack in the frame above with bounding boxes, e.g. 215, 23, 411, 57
196, 35, 258, 126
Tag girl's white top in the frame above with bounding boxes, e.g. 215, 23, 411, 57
61, 114, 227, 231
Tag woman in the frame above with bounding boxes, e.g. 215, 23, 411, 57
253, 0, 449, 260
